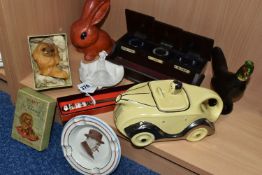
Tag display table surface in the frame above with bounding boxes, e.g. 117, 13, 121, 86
20, 46, 262, 175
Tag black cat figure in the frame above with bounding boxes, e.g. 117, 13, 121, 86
211, 47, 254, 114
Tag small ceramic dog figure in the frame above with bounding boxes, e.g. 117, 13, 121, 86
32, 42, 68, 79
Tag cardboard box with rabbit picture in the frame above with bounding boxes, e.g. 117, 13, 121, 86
28, 33, 72, 90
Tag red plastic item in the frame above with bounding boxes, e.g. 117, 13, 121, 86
57, 84, 134, 122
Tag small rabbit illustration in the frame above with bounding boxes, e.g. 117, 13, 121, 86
70, 0, 114, 61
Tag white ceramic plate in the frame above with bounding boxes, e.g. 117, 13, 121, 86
61, 115, 121, 175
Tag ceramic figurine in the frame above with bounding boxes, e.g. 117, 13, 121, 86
211, 47, 254, 114
32, 42, 69, 79
78, 51, 124, 88
113, 80, 223, 147
70, 0, 114, 61
28, 34, 72, 90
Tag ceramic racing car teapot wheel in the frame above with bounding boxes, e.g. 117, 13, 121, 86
61, 115, 121, 175
113, 80, 223, 147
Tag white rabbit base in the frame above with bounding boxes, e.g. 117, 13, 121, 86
79, 52, 124, 88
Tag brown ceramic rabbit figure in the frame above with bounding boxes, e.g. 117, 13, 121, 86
70, 0, 114, 61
